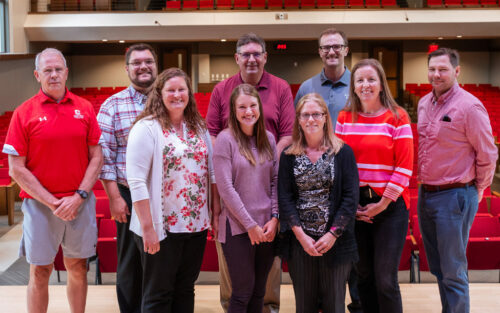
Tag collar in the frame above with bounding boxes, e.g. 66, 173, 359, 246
238, 71, 269, 90
38, 88, 73, 104
128, 85, 148, 105
320, 67, 350, 87
432, 82, 459, 106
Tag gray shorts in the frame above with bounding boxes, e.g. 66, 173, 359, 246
19, 194, 98, 265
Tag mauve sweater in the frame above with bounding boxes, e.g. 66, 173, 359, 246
213, 129, 278, 243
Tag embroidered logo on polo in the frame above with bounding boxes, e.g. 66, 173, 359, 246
38, 116, 48, 122
74, 110, 84, 119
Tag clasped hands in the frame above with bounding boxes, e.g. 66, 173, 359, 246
248, 218, 279, 245
50, 193, 85, 221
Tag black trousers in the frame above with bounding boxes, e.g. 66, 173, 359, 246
134, 230, 208, 313
355, 191, 409, 313
116, 184, 143, 313
288, 236, 352, 313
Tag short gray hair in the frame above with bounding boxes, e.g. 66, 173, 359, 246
35, 48, 67, 70
236, 33, 266, 54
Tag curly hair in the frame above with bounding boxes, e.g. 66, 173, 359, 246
135, 67, 206, 134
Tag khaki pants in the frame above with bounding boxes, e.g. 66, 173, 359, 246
216, 241, 281, 313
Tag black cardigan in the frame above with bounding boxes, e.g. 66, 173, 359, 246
278, 144, 360, 265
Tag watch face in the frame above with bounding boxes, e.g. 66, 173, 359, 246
77, 190, 88, 199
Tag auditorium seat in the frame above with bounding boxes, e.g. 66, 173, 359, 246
301, 0, 316, 8
250, 0, 267, 9
477, 198, 489, 214
166, 0, 182, 10
200, 239, 219, 271
349, 0, 365, 6
381, 0, 397, 6
216, 0, 233, 9
365, 0, 381, 6
467, 216, 500, 270
480, 0, 499, 6
444, 0, 463, 6
332, 0, 347, 7
399, 226, 418, 282
53, 246, 66, 282
268, 0, 284, 8
183, 0, 199, 9
234, 0, 250, 9
95, 219, 118, 284
0, 167, 15, 226
284, 0, 300, 8
199, 0, 215, 8
427, 0, 444, 6
490, 197, 500, 216
93, 180, 108, 199
95, 198, 111, 230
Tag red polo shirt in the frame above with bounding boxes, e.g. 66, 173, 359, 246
3, 89, 101, 198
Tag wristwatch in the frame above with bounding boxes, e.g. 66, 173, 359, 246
76, 189, 88, 199
329, 226, 343, 238
271, 213, 279, 219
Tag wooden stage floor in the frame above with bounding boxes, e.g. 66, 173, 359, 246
2, 283, 500, 312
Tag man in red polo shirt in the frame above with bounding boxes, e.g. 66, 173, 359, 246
3, 48, 103, 313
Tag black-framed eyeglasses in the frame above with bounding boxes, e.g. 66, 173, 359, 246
319, 44, 346, 53
299, 113, 326, 121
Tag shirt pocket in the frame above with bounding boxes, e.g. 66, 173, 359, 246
437, 119, 465, 146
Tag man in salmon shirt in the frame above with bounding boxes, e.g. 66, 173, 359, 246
417, 47, 497, 313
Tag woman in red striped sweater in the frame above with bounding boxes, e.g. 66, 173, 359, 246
335, 58, 414, 313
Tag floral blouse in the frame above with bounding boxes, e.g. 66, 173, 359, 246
161, 124, 210, 233
294, 152, 335, 237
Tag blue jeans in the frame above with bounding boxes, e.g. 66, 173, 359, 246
356, 195, 409, 313
418, 184, 478, 313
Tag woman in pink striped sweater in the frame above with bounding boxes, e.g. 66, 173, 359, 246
335, 58, 414, 313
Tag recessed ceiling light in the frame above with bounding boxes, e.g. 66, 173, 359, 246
102, 39, 108, 42
119, 40, 125, 43
438, 37, 443, 40
456, 35, 463, 38
220, 39, 227, 42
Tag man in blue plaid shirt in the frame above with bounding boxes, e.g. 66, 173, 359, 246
97, 43, 158, 313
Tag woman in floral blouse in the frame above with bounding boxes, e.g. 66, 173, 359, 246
213, 84, 278, 313
278, 93, 359, 313
126, 68, 217, 313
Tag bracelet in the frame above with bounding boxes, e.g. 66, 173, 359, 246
328, 229, 337, 238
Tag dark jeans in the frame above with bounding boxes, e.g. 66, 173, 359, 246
288, 236, 352, 313
221, 222, 275, 313
418, 184, 478, 313
116, 184, 142, 313
355, 192, 408, 313
134, 230, 208, 313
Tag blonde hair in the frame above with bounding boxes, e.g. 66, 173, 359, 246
286, 93, 343, 156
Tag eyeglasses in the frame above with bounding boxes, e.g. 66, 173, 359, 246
238, 52, 264, 60
127, 60, 156, 68
299, 113, 326, 121
319, 44, 346, 53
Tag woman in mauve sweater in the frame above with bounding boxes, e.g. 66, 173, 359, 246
335, 58, 414, 313
213, 84, 279, 313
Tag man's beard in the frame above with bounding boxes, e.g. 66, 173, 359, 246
131, 72, 155, 88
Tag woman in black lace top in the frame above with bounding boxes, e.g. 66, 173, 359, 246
278, 93, 359, 313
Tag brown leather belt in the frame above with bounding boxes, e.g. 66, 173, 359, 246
422, 181, 474, 192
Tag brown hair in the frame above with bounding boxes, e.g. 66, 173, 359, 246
318, 28, 348, 47
135, 68, 206, 134
125, 43, 157, 64
346, 58, 401, 121
428, 47, 460, 68
286, 93, 343, 156
228, 84, 273, 166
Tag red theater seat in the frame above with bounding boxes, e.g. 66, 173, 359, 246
95, 219, 118, 284
216, 0, 233, 8
183, 0, 199, 9
166, 0, 182, 9
268, 0, 283, 8
199, 0, 215, 8
349, 0, 365, 7
444, 0, 462, 6
250, 0, 266, 8
467, 216, 500, 270
427, 0, 444, 6
284, 0, 300, 7
365, 0, 381, 6
332, 0, 347, 7
381, 0, 397, 6
234, 0, 249, 8
200, 239, 219, 271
